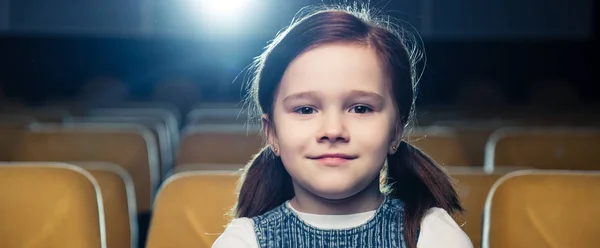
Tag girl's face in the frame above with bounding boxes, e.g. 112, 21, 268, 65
267, 43, 401, 200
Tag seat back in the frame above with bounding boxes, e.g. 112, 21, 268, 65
485, 127, 600, 170
409, 127, 470, 166
448, 166, 529, 247
171, 163, 244, 176
177, 124, 263, 166
0, 162, 106, 248
146, 170, 241, 248
77, 162, 138, 248
12, 124, 159, 212
433, 121, 508, 166
482, 170, 600, 248
64, 116, 172, 178
89, 108, 180, 152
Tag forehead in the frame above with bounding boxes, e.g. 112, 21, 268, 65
277, 43, 390, 98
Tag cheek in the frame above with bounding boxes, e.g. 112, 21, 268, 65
347, 119, 393, 153
273, 114, 315, 153
274, 118, 315, 176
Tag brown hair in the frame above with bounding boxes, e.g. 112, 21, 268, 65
234, 5, 462, 248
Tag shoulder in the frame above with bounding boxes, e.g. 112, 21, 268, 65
417, 208, 473, 248
211, 218, 258, 248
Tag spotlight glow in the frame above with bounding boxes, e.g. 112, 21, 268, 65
192, 0, 252, 22
183, 0, 264, 37
206, 0, 250, 14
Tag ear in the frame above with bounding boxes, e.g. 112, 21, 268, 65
389, 121, 404, 155
262, 114, 280, 156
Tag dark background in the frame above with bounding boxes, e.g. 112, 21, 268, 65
0, 0, 597, 108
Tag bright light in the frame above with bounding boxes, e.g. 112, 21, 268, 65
190, 0, 252, 23
183, 0, 264, 37
206, 0, 250, 14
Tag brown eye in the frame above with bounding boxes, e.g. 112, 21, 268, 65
350, 105, 373, 114
295, 106, 316, 114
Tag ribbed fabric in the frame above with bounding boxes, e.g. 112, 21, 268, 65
252, 196, 408, 248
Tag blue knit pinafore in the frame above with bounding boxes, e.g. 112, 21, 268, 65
251, 196, 408, 248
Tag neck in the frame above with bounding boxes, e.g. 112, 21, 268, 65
289, 178, 384, 215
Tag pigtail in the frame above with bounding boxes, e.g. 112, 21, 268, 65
233, 146, 295, 218
385, 141, 463, 248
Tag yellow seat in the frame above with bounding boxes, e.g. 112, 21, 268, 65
76, 162, 138, 248
146, 170, 241, 248
482, 170, 600, 248
0, 162, 106, 248
448, 166, 529, 247
409, 127, 471, 166
485, 127, 600, 170
171, 163, 244, 176
64, 116, 173, 179
432, 121, 514, 166
11, 124, 160, 213
177, 124, 263, 166
89, 108, 180, 154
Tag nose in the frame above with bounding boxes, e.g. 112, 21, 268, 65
317, 112, 350, 144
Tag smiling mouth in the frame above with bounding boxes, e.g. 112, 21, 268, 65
315, 157, 351, 166
310, 154, 357, 167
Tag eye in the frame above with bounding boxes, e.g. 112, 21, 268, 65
294, 106, 317, 115
350, 105, 373, 114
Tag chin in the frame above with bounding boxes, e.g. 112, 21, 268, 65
306, 179, 366, 200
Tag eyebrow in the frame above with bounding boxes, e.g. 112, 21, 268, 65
282, 90, 385, 104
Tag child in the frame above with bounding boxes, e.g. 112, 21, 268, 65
213, 4, 473, 248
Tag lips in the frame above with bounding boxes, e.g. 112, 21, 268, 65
310, 153, 357, 166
